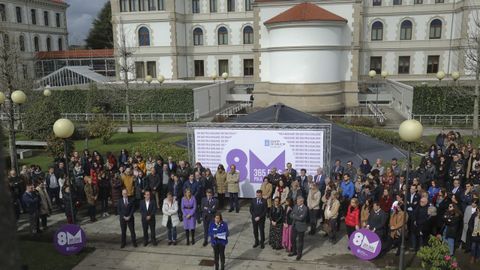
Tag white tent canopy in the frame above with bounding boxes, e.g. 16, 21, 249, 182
38, 66, 110, 87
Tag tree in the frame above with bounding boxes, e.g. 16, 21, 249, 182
85, 2, 113, 49
87, 114, 117, 144
23, 96, 61, 140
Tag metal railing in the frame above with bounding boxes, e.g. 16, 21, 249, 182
412, 114, 476, 126
366, 101, 387, 124
216, 102, 251, 118
61, 112, 195, 122
324, 114, 377, 121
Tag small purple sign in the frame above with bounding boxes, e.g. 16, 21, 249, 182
53, 224, 86, 255
348, 229, 382, 260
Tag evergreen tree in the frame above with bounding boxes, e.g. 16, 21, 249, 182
85, 2, 113, 49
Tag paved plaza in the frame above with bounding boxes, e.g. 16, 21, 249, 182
18, 202, 414, 270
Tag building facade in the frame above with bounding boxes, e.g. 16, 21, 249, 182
110, 0, 480, 112
0, 0, 69, 79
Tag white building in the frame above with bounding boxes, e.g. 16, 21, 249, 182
110, 0, 480, 112
0, 0, 69, 79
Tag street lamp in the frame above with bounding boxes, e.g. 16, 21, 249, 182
436, 71, 446, 127
398, 119, 423, 270
43, 85, 52, 97
368, 70, 377, 107
451, 71, 460, 82
145, 75, 153, 85
379, 70, 388, 106
157, 75, 165, 84
53, 118, 75, 223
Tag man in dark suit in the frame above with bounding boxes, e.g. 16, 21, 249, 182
289, 196, 308, 260
140, 189, 157, 246
250, 189, 267, 249
331, 160, 344, 179
367, 201, 387, 239
201, 189, 218, 246
118, 189, 137, 248
314, 167, 326, 194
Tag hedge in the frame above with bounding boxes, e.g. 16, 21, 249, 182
29, 85, 194, 114
412, 85, 474, 114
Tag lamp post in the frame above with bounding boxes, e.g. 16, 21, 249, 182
145, 75, 153, 85
0, 89, 27, 172
53, 118, 75, 223
436, 71, 446, 128
368, 70, 377, 107
157, 75, 165, 85
398, 119, 423, 270
43, 85, 52, 97
380, 70, 388, 107
220, 72, 228, 111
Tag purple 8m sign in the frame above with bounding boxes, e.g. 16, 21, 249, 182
226, 149, 285, 184
348, 229, 382, 260
53, 224, 86, 255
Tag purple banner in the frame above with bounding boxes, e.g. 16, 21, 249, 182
348, 229, 382, 260
53, 224, 86, 256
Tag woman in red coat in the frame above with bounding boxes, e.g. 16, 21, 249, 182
345, 198, 360, 240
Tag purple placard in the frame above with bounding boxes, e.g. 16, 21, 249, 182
348, 229, 382, 260
53, 224, 86, 255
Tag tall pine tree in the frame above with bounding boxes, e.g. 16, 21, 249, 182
85, 2, 113, 49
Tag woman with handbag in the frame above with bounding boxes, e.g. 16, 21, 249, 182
162, 192, 179, 245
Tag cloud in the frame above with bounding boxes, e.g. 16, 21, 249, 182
65, 0, 109, 46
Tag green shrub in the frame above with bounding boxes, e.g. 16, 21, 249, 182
130, 140, 188, 161
417, 235, 460, 270
86, 115, 117, 144
45, 134, 75, 159
347, 116, 376, 127
413, 85, 474, 115
22, 97, 62, 140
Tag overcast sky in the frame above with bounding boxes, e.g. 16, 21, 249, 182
66, 0, 109, 46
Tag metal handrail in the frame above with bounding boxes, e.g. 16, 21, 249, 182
216, 102, 251, 118
412, 114, 476, 126
366, 101, 387, 124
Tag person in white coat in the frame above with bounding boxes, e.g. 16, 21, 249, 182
462, 200, 478, 252
162, 192, 180, 245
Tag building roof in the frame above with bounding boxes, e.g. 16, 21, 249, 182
264, 2, 347, 25
36, 49, 114, 59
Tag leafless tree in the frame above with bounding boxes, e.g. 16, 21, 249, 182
464, 6, 480, 136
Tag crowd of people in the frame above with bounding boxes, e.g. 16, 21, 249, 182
7, 130, 480, 269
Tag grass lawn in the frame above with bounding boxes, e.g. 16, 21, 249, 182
14, 132, 187, 170
18, 240, 94, 270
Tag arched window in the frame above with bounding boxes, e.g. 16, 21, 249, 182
371, 21, 383, 41
138, 27, 150, 46
243, 26, 253, 44
400, 20, 412, 40
429, 19, 442, 39
19, 35, 25, 51
46, 37, 51, 51
58, 38, 63, 51
34, 36, 39, 52
218, 26, 228, 45
193, 28, 203, 46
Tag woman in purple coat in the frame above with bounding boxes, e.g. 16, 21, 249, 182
182, 188, 197, 245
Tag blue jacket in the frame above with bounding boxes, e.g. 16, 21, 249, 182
340, 180, 355, 199
183, 180, 200, 197
208, 221, 229, 246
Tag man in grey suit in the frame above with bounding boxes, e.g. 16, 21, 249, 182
201, 189, 218, 246
288, 196, 308, 260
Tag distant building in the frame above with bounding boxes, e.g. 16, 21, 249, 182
0, 0, 69, 79
110, 0, 479, 113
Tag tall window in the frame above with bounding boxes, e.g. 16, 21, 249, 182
398, 56, 410, 74
400, 20, 412, 40
193, 28, 203, 45
244, 59, 254, 76
148, 0, 156, 11
46, 37, 51, 52
218, 59, 229, 75
135, 62, 145, 79
0, 4, 6, 22
393, 0, 402, 5
58, 38, 63, 51
138, 27, 150, 46
373, 0, 381, 6
34, 36, 39, 52
245, 0, 253, 11
243, 26, 253, 44
370, 56, 382, 74
147, 61, 156, 76
194, 60, 204, 76
16, 7, 22, 23
371, 21, 383, 41
157, 0, 164, 10
429, 19, 442, 39
192, 0, 200, 13
414, 0, 423, 4
227, 0, 235, 12
129, 0, 137, 11
435, 0, 444, 3
44, 11, 49, 26
31, 9, 37, 25
56, 13, 61, 27
218, 27, 228, 45
427, 55, 440, 73
210, 0, 217, 13
19, 35, 25, 52
120, 0, 128, 12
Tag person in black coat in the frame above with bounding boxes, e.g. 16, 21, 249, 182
168, 174, 184, 221
118, 189, 137, 248
442, 203, 462, 256
412, 197, 432, 251
250, 189, 267, 249
22, 183, 40, 234
201, 189, 218, 246
140, 190, 157, 246
367, 201, 387, 240
148, 168, 162, 209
